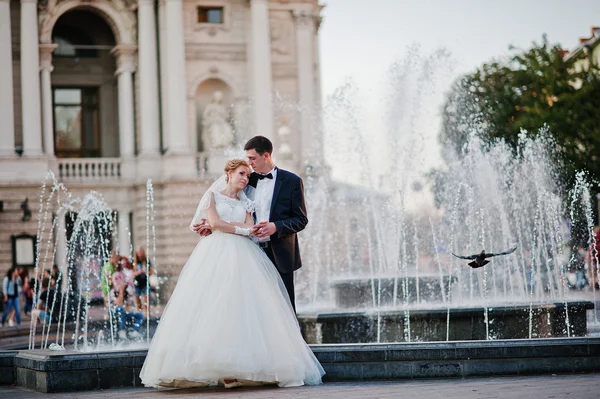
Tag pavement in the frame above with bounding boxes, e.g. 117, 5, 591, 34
1, 374, 599, 399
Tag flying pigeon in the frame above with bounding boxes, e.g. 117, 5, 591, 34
452, 247, 517, 268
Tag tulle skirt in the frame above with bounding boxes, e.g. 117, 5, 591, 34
140, 232, 324, 388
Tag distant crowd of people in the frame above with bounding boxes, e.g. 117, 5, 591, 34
2, 247, 157, 341
1, 264, 60, 327
101, 247, 157, 339
569, 229, 600, 291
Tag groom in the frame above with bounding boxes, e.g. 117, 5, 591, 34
194, 136, 308, 311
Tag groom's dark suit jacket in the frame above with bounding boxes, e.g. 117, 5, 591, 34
246, 168, 308, 274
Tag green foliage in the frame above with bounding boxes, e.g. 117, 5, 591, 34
440, 35, 600, 196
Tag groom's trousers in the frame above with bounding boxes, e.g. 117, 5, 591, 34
262, 244, 296, 312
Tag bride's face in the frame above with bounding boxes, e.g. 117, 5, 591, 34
228, 166, 250, 190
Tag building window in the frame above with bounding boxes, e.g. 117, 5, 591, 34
53, 87, 100, 158
197, 6, 224, 24
53, 27, 98, 58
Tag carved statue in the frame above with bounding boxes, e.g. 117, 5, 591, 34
202, 91, 234, 150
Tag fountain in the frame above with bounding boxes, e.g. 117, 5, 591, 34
24, 174, 160, 352
20, 51, 594, 349
4, 49, 600, 393
295, 128, 596, 343
294, 50, 598, 344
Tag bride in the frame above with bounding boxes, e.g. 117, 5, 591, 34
140, 159, 324, 389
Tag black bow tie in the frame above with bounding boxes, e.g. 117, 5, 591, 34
256, 173, 273, 180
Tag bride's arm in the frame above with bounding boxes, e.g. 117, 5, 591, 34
230, 212, 254, 229
207, 194, 255, 235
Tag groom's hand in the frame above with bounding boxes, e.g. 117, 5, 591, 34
254, 221, 277, 238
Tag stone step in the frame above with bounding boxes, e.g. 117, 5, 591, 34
6, 337, 600, 393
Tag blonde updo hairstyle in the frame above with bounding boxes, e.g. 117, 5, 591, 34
224, 159, 250, 183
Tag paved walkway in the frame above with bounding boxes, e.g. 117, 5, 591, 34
2, 374, 599, 399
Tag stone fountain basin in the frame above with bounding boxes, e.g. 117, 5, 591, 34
2, 338, 600, 393
329, 274, 458, 308
298, 301, 594, 344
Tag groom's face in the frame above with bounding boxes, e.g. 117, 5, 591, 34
246, 149, 270, 174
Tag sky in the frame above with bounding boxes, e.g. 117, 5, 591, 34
317, 0, 600, 208
320, 0, 600, 98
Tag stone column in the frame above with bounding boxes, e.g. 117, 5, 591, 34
40, 44, 58, 156
158, 0, 169, 152
138, 0, 160, 156
293, 10, 318, 164
111, 45, 137, 158
0, 0, 15, 156
249, 0, 274, 139
20, 0, 43, 156
164, 0, 188, 153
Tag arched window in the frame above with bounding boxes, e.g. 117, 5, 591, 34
53, 26, 98, 58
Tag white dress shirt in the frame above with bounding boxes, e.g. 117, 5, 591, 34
254, 167, 277, 242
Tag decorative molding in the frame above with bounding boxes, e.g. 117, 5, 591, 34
39, 43, 58, 72
185, 43, 246, 61
188, 69, 240, 99
270, 11, 294, 63
111, 44, 137, 74
292, 9, 319, 29
38, 0, 137, 45
271, 0, 320, 5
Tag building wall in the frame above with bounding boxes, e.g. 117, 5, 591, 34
0, 0, 324, 301
0, 186, 43, 276
568, 31, 600, 90
10, 0, 22, 148
184, 0, 251, 151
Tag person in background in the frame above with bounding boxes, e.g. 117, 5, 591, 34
570, 245, 590, 290
22, 270, 33, 316
32, 278, 57, 324
27, 272, 38, 313
2, 267, 22, 327
51, 265, 61, 291
133, 248, 150, 311
120, 256, 136, 309
147, 263, 159, 306
111, 268, 144, 340
101, 253, 119, 307
5, 267, 27, 326
585, 229, 600, 290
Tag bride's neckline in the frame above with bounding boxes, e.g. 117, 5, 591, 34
218, 190, 240, 201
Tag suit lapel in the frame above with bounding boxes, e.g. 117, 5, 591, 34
243, 175, 255, 223
248, 172, 259, 189
270, 169, 284, 220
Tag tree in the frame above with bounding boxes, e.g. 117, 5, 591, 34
439, 36, 600, 192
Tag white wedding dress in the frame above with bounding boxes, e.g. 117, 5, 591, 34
140, 191, 324, 388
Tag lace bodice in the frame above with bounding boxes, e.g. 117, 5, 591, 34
213, 192, 253, 224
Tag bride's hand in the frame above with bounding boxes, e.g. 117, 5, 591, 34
193, 219, 212, 236
249, 225, 260, 237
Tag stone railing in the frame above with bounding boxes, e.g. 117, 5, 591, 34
195, 152, 208, 179
58, 158, 121, 182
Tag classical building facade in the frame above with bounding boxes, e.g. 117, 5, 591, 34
0, 0, 324, 292
565, 26, 600, 77
565, 26, 600, 218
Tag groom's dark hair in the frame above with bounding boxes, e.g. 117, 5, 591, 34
244, 136, 273, 155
